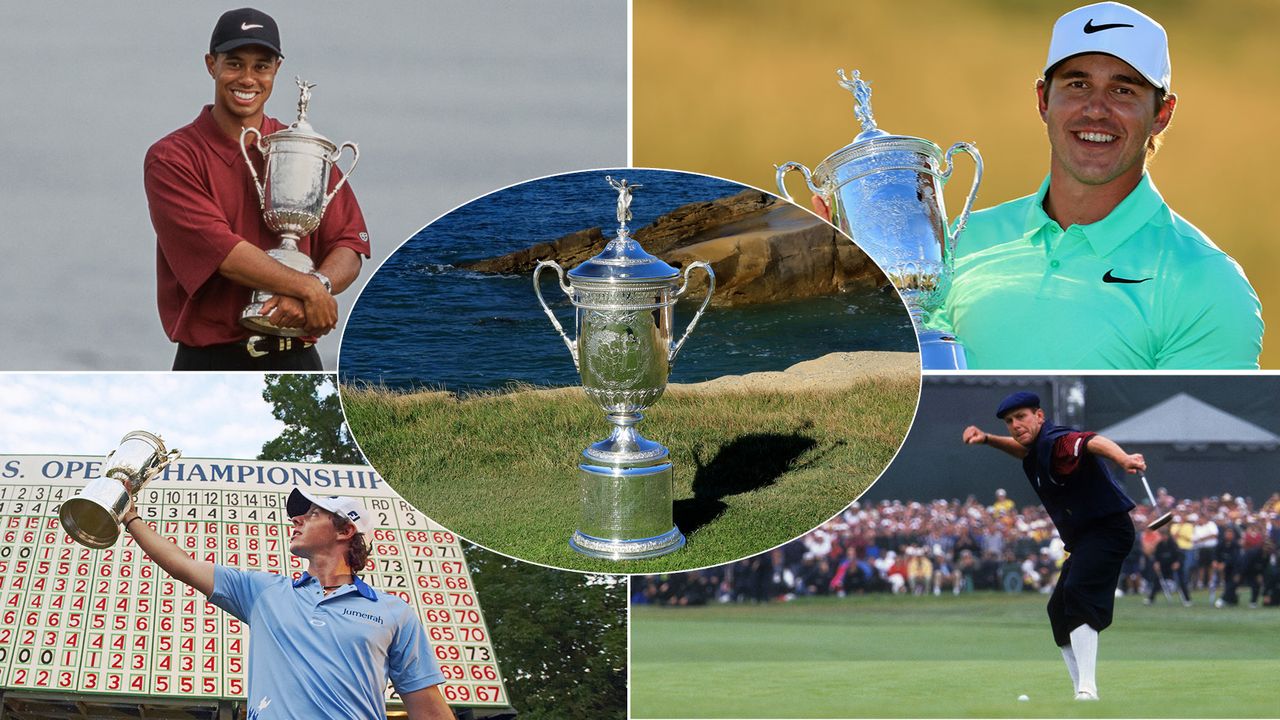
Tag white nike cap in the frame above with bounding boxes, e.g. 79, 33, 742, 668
287, 488, 374, 535
1045, 2, 1171, 91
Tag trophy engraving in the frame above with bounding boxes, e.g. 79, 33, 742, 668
776, 69, 983, 369
58, 431, 181, 549
238, 77, 360, 337
533, 177, 715, 559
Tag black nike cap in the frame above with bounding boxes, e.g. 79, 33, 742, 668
210, 8, 283, 58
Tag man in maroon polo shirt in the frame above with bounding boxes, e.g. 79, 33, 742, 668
145, 8, 370, 370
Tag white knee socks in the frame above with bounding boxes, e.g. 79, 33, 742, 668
1060, 644, 1080, 691
1069, 624, 1099, 697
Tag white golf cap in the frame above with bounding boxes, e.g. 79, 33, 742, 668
1045, 2, 1171, 91
287, 488, 374, 535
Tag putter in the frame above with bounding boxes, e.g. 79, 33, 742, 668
1139, 474, 1174, 530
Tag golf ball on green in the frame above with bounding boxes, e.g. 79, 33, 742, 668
1018, 695, 1030, 702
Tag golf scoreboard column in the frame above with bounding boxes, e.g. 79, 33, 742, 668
0, 455, 509, 709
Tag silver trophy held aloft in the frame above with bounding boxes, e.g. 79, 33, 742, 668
58, 431, 181, 549
239, 77, 359, 337
534, 176, 715, 560
776, 69, 982, 369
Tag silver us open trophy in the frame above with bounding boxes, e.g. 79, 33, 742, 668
534, 177, 715, 560
58, 431, 181, 549
239, 77, 359, 336
776, 69, 982, 369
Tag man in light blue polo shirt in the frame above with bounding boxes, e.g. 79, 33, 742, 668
123, 488, 454, 719
926, 2, 1262, 368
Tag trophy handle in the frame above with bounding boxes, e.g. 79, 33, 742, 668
157, 448, 182, 472
322, 141, 361, 212
774, 161, 823, 203
941, 142, 983, 260
533, 260, 579, 370
669, 261, 715, 364
141, 447, 182, 487
239, 126, 267, 210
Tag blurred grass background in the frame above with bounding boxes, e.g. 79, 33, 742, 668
634, 0, 1280, 367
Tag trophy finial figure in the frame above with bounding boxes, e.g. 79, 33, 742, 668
295, 77, 318, 124
837, 68, 877, 134
605, 175, 643, 227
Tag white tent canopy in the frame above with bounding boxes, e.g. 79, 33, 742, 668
1098, 392, 1280, 450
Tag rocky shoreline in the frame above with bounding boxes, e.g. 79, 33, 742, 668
667, 351, 919, 394
370, 351, 921, 403
459, 190, 890, 307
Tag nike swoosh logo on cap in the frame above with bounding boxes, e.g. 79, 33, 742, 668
1103, 270, 1152, 284
241, 22, 264, 30
1083, 19, 1135, 33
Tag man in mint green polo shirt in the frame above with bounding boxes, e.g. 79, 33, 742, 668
927, 2, 1263, 369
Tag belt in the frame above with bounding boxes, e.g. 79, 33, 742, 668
244, 335, 315, 357
180, 336, 315, 358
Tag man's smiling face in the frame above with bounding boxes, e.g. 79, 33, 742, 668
206, 46, 279, 125
1037, 53, 1173, 190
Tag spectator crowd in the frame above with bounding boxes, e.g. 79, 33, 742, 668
633, 490, 1280, 610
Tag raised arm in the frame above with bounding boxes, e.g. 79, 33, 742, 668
962, 425, 1028, 459
120, 503, 216, 597
1082, 434, 1146, 474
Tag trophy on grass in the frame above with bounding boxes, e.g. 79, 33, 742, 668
775, 69, 982, 369
239, 77, 360, 336
534, 176, 715, 560
59, 431, 181, 549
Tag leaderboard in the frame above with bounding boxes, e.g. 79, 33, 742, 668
0, 454, 509, 710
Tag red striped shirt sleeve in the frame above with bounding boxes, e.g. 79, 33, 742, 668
1052, 432, 1097, 475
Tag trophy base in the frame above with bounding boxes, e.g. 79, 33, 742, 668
570, 524, 686, 561
571, 431, 684, 559
240, 305, 309, 338
59, 477, 129, 549
239, 242, 315, 338
919, 328, 968, 370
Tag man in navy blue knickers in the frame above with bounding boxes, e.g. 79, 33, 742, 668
963, 392, 1142, 701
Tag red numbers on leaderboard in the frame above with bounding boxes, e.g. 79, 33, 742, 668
0, 462, 507, 708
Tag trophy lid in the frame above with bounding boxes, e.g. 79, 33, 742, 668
566, 177, 679, 284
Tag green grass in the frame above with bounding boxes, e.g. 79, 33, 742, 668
340, 379, 917, 573
630, 593, 1280, 718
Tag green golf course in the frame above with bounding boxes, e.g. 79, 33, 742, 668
630, 592, 1280, 718
341, 370, 917, 574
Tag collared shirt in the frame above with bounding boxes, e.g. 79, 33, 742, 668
144, 106, 371, 347
1022, 422, 1135, 548
209, 566, 443, 720
928, 173, 1263, 369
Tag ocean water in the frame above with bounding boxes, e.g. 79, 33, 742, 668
338, 169, 916, 392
